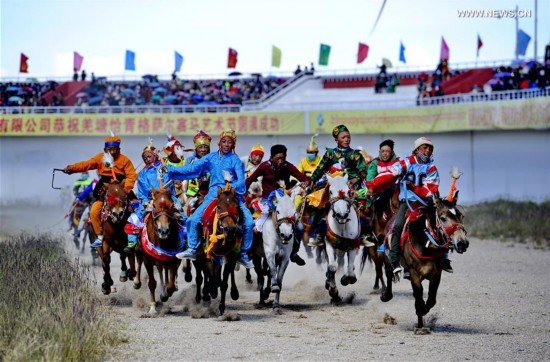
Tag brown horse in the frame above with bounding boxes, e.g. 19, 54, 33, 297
96, 182, 137, 295
194, 183, 241, 316
360, 186, 399, 291
134, 188, 183, 315
381, 192, 469, 330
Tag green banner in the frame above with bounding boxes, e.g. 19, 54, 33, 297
271, 45, 282, 68
319, 44, 331, 66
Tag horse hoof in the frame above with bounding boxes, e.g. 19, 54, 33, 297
380, 293, 393, 303
271, 284, 280, 293
340, 276, 349, 286
231, 289, 239, 301
133, 282, 141, 290
348, 276, 357, 285
414, 327, 431, 335
119, 276, 128, 282
184, 273, 193, 283
161, 295, 169, 303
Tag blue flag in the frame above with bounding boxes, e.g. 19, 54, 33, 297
125, 50, 135, 71
399, 41, 406, 63
517, 29, 531, 56
175, 51, 184, 72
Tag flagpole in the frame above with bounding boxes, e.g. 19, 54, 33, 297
534, 0, 538, 60
515, 5, 519, 60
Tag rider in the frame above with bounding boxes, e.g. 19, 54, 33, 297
163, 133, 189, 201
63, 133, 137, 248
241, 144, 265, 178
246, 144, 311, 266
307, 124, 368, 246
369, 136, 452, 275
182, 130, 211, 212
72, 172, 93, 196
166, 129, 255, 269
123, 141, 183, 253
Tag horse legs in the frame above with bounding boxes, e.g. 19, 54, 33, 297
119, 255, 129, 282
161, 264, 178, 303
144, 261, 157, 315
253, 256, 267, 304
219, 262, 236, 316
324, 243, 341, 303
411, 276, 426, 328
100, 253, 114, 295
182, 259, 193, 283
230, 268, 239, 301
273, 253, 291, 310
380, 255, 394, 302
133, 253, 143, 290
158, 266, 169, 302
425, 272, 442, 315
340, 249, 358, 286
193, 261, 205, 303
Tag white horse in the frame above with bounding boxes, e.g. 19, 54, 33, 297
262, 190, 297, 310
323, 174, 361, 303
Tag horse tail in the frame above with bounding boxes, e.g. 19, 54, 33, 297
359, 246, 373, 274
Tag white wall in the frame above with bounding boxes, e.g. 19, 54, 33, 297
1, 130, 549, 206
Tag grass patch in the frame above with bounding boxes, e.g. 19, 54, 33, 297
465, 200, 550, 248
0, 233, 126, 361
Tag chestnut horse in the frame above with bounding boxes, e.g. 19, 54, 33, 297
96, 182, 136, 295
194, 181, 242, 316
381, 192, 469, 330
360, 186, 399, 291
134, 188, 184, 315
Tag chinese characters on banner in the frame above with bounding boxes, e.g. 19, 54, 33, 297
0, 112, 305, 136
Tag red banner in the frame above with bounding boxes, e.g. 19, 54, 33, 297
227, 48, 238, 68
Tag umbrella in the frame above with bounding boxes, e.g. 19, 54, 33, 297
163, 95, 178, 105
381, 58, 393, 68
228, 71, 242, 76
76, 92, 88, 98
121, 88, 134, 96
8, 96, 23, 103
6, 86, 21, 92
88, 96, 103, 105
191, 94, 204, 103
151, 94, 162, 102
153, 87, 168, 95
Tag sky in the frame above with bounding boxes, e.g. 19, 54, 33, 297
1, 0, 549, 80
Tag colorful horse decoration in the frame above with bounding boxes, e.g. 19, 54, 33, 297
96, 182, 137, 295
252, 189, 297, 310
381, 189, 469, 330
322, 174, 361, 303
193, 172, 242, 316
133, 188, 184, 315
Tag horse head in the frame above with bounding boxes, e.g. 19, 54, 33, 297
273, 190, 297, 243
327, 174, 353, 224
104, 182, 127, 223
434, 191, 469, 254
216, 185, 240, 243
151, 187, 175, 240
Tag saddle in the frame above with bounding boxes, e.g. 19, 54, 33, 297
201, 199, 218, 239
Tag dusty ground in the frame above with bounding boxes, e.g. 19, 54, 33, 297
2, 205, 549, 361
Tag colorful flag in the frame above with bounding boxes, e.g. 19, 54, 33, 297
125, 50, 136, 71
175, 51, 184, 72
399, 41, 406, 63
227, 48, 238, 68
73, 52, 84, 71
319, 44, 331, 66
477, 34, 483, 58
271, 45, 282, 67
517, 29, 531, 56
19, 53, 29, 73
357, 43, 369, 64
440, 37, 450, 61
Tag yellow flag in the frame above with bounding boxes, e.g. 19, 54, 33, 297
271, 45, 282, 67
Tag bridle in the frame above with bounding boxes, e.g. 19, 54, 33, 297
103, 187, 127, 223
271, 209, 296, 242
329, 188, 355, 224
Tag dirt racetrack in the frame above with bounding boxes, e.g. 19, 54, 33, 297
2, 205, 549, 361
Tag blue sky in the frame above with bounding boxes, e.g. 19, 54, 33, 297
1, 0, 548, 80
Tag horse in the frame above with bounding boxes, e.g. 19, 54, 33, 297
68, 199, 90, 249
360, 186, 399, 292
380, 192, 470, 330
321, 174, 361, 303
193, 178, 242, 316
133, 187, 184, 315
96, 182, 137, 295
252, 189, 297, 310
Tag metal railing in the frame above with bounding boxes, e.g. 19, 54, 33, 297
1, 87, 547, 115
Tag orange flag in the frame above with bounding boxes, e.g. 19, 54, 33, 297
20, 53, 29, 73
227, 48, 238, 68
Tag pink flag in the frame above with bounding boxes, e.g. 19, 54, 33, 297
73, 52, 84, 71
440, 37, 449, 61
357, 43, 369, 64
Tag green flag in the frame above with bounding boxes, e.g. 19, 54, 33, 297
271, 45, 282, 67
318, 44, 331, 66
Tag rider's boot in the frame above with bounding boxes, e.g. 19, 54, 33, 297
290, 237, 306, 266
123, 234, 138, 254
237, 252, 254, 269
176, 248, 197, 260
442, 258, 453, 273
90, 234, 103, 248
362, 233, 377, 248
